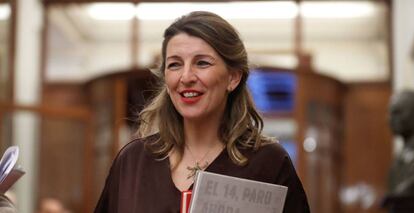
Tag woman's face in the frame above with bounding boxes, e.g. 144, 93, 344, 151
164, 33, 241, 122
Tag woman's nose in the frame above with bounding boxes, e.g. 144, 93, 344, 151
180, 65, 197, 84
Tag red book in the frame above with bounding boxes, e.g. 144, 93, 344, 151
180, 190, 192, 213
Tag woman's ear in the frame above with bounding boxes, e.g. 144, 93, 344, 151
227, 70, 242, 92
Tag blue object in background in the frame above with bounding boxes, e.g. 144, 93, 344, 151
247, 70, 297, 113
279, 140, 297, 166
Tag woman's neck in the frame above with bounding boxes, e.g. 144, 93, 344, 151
183, 116, 222, 149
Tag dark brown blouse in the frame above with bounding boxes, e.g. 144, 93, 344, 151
94, 134, 310, 213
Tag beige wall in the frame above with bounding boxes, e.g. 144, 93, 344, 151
393, 0, 414, 90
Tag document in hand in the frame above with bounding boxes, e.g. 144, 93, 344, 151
189, 171, 287, 213
0, 146, 25, 194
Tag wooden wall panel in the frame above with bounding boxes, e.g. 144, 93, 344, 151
342, 83, 392, 213
295, 71, 344, 213
39, 119, 86, 213
42, 83, 88, 107
40, 83, 92, 212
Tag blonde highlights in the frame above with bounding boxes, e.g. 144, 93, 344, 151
137, 11, 272, 166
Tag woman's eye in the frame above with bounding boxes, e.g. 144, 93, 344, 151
167, 62, 181, 70
197, 60, 212, 68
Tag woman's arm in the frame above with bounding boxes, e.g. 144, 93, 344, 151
277, 155, 310, 213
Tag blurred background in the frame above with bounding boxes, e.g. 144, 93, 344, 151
0, 0, 413, 212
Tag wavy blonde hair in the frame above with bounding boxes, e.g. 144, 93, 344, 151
137, 11, 272, 166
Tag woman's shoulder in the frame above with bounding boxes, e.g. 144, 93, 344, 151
254, 141, 290, 160
116, 133, 160, 160
242, 141, 292, 170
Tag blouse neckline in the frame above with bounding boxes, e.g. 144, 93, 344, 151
166, 147, 228, 193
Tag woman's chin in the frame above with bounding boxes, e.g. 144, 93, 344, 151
181, 114, 205, 121
180, 113, 209, 122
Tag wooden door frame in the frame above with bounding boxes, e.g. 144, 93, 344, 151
0, 103, 94, 213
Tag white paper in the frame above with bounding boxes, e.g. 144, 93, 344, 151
0, 146, 19, 184
189, 171, 288, 213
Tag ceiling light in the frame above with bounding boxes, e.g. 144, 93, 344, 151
0, 4, 11, 20
301, 1, 376, 19
136, 2, 298, 20
87, 1, 377, 21
88, 3, 135, 21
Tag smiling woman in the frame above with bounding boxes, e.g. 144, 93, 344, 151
94, 11, 310, 213
164, 33, 241, 123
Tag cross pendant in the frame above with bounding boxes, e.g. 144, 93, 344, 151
186, 162, 207, 180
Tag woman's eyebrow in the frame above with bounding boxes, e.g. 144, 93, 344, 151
166, 55, 181, 61
194, 54, 215, 60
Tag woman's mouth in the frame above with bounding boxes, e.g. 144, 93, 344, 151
180, 90, 203, 104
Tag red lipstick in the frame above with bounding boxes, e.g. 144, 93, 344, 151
180, 90, 203, 104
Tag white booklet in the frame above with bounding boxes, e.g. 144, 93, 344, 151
0, 146, 25, 194
189, 171, 288, 213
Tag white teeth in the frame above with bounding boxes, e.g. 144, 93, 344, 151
183, 92, 200, 98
